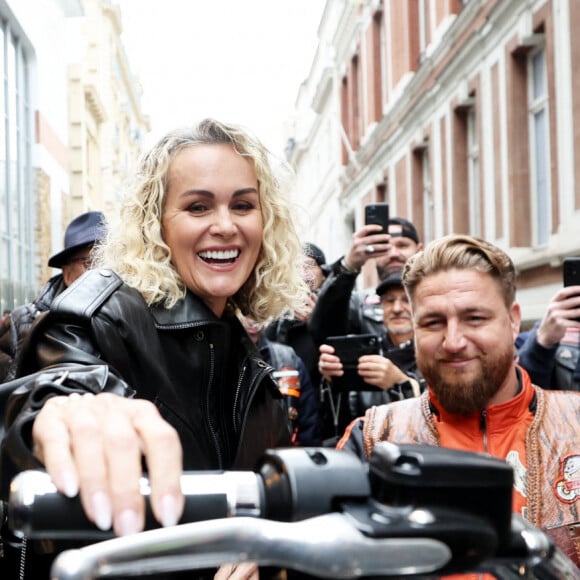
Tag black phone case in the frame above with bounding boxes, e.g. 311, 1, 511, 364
326, 334, 381, 391
364, 203, 390, 233
563, 257, 580, 322
563, 257, 580, 287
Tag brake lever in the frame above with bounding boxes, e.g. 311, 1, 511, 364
50, 513, 452, 580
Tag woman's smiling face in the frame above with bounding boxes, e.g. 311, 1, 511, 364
162, 143, 263, 317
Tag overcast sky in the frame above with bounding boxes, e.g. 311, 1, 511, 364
117, 0, 325, 155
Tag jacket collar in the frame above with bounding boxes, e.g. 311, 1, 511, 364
150, 291, 220, 327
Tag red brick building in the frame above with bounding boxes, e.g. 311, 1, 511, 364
289, 0, 580, 324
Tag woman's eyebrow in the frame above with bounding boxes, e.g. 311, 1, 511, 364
180, 187, 258, 198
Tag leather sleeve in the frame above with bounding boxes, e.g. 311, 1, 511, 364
0, 272, 134, 498
308, 266, 360, 345
516, 324, 557, 389
0, 364, 133, 498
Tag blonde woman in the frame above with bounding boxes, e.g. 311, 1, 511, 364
1, 119, 309, 579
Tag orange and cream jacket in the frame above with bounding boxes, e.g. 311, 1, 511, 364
337, 366, 580, 566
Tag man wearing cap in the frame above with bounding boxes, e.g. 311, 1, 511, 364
308, 217, 422, 345
317, 269, 424, 436
0, 211, 105, 382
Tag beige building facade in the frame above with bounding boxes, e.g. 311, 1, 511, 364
290, 0, 580, 324
0, 0, 148, 311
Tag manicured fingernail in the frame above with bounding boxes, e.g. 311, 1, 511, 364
92, 491, 112, 531
160, 494, 179, 528
117, 509, 141, 536
61, 471, 78, 498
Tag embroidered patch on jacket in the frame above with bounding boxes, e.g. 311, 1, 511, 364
554, 454, 580, 503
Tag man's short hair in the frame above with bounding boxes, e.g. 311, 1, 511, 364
403, 234, 517, 308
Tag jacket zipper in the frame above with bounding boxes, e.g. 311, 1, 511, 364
205, 343, 223, 468
19, 536, 27, 580
479, 409, 488, 453
232, 363, 247, 429
233, 357, 272, 453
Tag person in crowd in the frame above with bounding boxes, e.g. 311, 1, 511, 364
0, 118, 309, 579
308, 219, 422, 443
318, 270, 424, 437
308, 217, 423, 345
302, 242, 328, 293
517, 284, 580, 391
266, 242, 328, 389
0, 211, 106, 383
241, 314, 321, 447
338, 234, 580, 566
265, 242, 328, 445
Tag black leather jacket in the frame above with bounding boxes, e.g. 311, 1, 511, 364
0, 274, 66, 383
308, 259, 383, 345
1, 268, 291, 494
517, 324, 580, 391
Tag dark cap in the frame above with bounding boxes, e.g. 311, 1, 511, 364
388, 217, 420, 244
304, 242, 326, 267
48, 211, 106, 268
376, 270, 404, 296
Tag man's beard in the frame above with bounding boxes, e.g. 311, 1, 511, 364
417, 348, 514, 415
377, 261, 406, 280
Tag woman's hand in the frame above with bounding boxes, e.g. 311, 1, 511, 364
32, 392, 184, 537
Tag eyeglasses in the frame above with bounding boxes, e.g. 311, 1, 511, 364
68, 256, 93, 270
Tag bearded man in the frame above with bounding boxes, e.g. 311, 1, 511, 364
337, 234, 580, 567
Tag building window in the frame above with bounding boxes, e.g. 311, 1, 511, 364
421, 148, 434, 242
371, 9, 385, 121
0, 16, 34, 313
467, 107, 480, 237
528, 47, 550, 246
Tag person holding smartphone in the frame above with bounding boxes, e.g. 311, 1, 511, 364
308, 215, 422, 442
517, 258, 580, 391
308, 215, 423, 346
318, 270, 424, 432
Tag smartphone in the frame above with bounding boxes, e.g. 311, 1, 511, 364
563, 257, 580, 323
325, 334, 382, 391
563, 257, 580, 288
364, 203, 390, 234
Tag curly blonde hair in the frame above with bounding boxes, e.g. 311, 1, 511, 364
94, 119, 309, 323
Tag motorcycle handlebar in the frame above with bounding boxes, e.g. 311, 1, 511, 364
7, 443, 575, 579
9, 447, 370, 540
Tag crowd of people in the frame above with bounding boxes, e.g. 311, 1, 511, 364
0, 117, 579, 578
